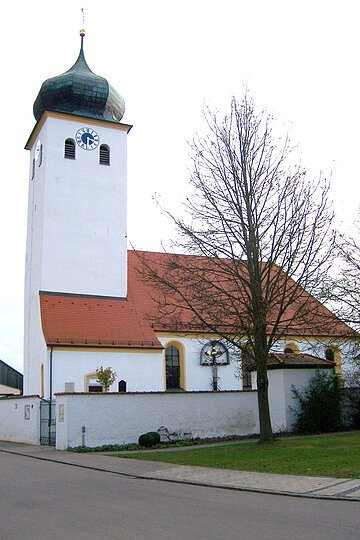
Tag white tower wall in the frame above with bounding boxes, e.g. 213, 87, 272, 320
35, 115, 128, 297
24, 112, 130, 395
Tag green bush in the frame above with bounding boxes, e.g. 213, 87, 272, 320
292, 370, 344, 434
350, 395, 360, 428
138, 431, 161, 448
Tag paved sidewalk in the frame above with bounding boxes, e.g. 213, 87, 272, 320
1, 440, 359, 501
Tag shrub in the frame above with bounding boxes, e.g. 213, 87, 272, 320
138, 431, 161, 448
349, 393, 360, 428
292, 369, 344, 434
96, 366, 116, 392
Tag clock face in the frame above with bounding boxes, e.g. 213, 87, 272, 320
75, 127, 100, 150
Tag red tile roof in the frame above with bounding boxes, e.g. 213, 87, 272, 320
40, 289, 162, 349
129, 250, 356, 338
39, 250, 356, 348
263, 352, 335, 370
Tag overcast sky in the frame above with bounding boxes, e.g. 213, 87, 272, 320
1, 0, 359, 373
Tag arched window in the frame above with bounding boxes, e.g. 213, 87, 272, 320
284, 342, 300, 354
38, 144, 43, 167
99, 144, 110, 165
325, 348, 335, 362
165, 345, 181, 389
31, 158, 36, 180
40, 364, 44, 398
84, 372, 103, 393
64, 138, 75, 159
241, 344, 253, 389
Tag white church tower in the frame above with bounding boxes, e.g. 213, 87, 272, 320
23, 30, 131, 396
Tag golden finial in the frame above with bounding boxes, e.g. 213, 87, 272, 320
80, 7, 86, 37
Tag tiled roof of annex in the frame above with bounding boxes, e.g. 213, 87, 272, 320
264, 352, 335, 370
39, 250, 356, 348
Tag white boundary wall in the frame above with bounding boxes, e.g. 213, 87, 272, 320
0, 396, 41, 445
55, 391, 259, 450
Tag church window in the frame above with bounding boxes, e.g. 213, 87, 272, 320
99, 144, 110, 165
284, 342, 300, 354
31, 158, 35, 180
85, 372, 103, 392
325, 348, 335, 361
38, 144, 43, 167
40, 364, 44, 398
241, 343, 253, 389
64, 138, 76, 159
165, 345, 182, 390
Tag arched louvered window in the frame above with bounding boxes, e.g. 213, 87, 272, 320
38, 144, 43, 167
64, 138, 75, 159
31, 158, 35, 180
99, 144, 110, 165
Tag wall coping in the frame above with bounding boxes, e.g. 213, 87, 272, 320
55, 390, 256, 397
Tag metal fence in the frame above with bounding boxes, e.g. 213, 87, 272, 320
40, 400, 56, 446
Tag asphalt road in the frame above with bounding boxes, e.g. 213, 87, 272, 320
0, 452, 359, 540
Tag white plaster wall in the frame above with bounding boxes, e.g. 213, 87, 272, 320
25, 115, 128, 301
160, 337, 241, 391
24, 127, 48, 396
55, 391, 259, 450
267, 370, 287, 432
0, 396, 41, 444
267, 368, 320, 431
38, 116, 128, 298
51, 348, 165, 395
24, 114, 130, 394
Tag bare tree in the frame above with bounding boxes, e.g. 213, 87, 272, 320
139, 94, 338, 442
322, 212, 360, 384
326, 213, 360, 330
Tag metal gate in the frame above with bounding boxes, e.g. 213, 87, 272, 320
40, 400, 56, 446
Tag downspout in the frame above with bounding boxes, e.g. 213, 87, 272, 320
49, 346, 53, 445
49, 346, 53, 401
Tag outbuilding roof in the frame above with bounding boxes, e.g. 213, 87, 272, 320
261, 352, 336, 370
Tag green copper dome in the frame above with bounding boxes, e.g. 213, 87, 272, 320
33, 33, 125, 123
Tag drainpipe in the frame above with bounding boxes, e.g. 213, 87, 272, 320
49, 346, 53, 401
49, 347, 53, 445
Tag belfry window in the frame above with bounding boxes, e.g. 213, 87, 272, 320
99, 144, 110, 165
64, 138, 75, 159
31, 158, 35, 180
38, 144, 43, 167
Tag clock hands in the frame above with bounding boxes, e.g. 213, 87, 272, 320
76, 127, 99, 150
86, 136, 94, 147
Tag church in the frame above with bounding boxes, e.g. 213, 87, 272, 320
23, 30, 354, 403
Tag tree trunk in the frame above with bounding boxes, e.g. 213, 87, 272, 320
256, 358, 273, 442
254, 323, 273, 442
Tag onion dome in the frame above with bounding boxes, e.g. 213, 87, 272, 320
33, 30, 125, 123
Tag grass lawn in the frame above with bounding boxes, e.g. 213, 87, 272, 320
116, 432, 360, 478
